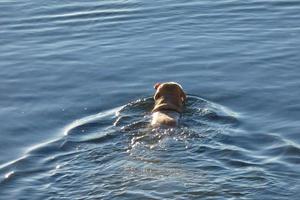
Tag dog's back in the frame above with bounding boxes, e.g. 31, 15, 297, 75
151, 110, 180, 127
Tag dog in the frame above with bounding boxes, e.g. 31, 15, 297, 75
151, 82, 186, 127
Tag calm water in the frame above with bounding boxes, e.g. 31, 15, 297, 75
1, 0, 300, 199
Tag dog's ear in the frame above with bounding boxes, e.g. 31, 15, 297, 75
154, 83, 161, 90
181, 91, 187, 103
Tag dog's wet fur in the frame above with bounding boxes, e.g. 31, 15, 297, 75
151, 82, 186, 127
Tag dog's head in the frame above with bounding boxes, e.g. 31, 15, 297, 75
153, 82, 186, 104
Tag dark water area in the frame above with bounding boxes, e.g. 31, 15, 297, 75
1, 0, 300, 199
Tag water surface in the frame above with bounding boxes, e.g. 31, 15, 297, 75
1, 0, 300, 199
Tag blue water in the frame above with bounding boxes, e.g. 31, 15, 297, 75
1, 0, 300, 199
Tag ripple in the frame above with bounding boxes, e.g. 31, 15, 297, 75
262, 136, 300, 165
2, 1, 143, 34
4, 171, 14, 180
63, 107, 119, 136
0, 96, 299, 199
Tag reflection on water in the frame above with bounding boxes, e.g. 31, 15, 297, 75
1, 96, 299, 199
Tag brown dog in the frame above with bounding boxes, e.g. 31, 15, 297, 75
151, 82, 186, 127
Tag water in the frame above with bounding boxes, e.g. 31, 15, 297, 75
1, 0, 300, 199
